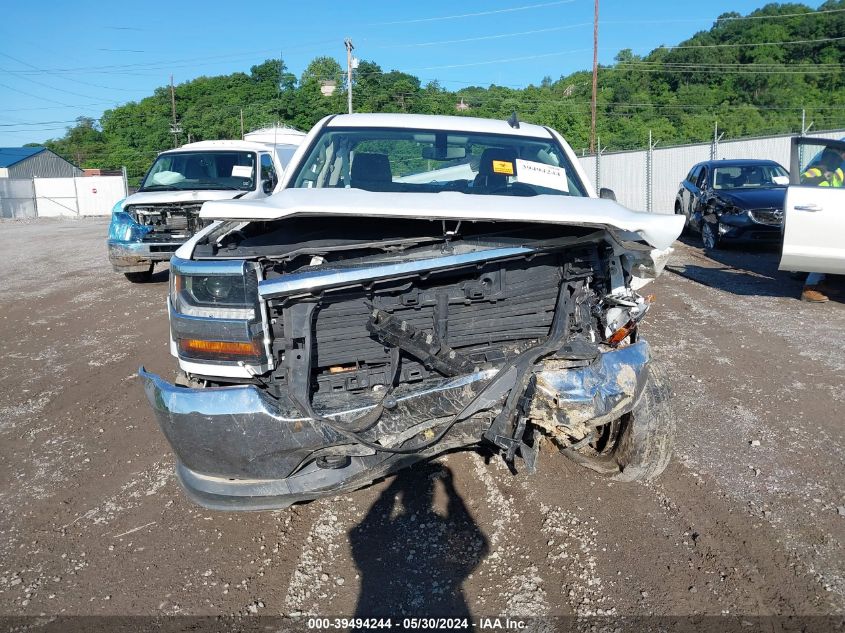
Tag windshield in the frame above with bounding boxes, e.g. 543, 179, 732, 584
139, 150, 257, 191
289, 127, 587, 197
712, 164, 788, 190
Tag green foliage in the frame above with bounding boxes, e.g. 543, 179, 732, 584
40, 1, 845, 177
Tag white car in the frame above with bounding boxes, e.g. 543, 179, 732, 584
780, 136, 845, 275
107, 128, 305, 282
139, 113, 684, 510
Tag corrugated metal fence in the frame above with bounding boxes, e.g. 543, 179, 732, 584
0, 179, 36, 218
0, 176, 127, 219
577, 128, 845, 214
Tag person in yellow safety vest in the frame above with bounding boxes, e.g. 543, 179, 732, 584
799, 147, 845, 303
801, 148, 845, 188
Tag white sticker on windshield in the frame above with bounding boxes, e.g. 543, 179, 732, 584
231, 165, 252, 178
514, 159, 569, 192
772, 175, 789, 185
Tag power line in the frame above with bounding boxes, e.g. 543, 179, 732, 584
606, 65, 845, 74
601, 7, 845, 27
0, 101, 116, 113
656, 35, 845, 50
0, 52, 145, 94
717, 7, 845, 21
371, 23, 593, 48
0, 119, 79, 127
0, 62, 103, 101
371, 0, 576, 26
614, 60, 843, 68
0, 81, 77, 107
407, 48, 593, 71
0, 40, 339, 76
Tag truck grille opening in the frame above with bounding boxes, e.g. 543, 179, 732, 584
128, 203, 212, 240
748, 208, 783, 226
266, 247, 601, 398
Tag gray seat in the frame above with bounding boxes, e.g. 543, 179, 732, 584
351, 153, 393, 191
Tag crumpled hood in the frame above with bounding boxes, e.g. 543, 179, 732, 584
123, 189, 247, 207
200, 188, 685, 250
716, 187, 786, 210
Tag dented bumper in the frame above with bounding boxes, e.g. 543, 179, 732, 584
107, 241, 179, 272
140, 341, 651, 510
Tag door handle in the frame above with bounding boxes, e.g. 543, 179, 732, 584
794, 204, 823, 212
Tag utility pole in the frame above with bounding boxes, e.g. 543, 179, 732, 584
169, 75, 181, 148
590, 0, 599, 154
240, 108, 245, 139
345, 38, 354, 114
595, 138, 600, 191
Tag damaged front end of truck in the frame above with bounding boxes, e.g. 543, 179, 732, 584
140, 188, 682, 510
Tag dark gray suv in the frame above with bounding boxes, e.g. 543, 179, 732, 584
675, 159, 789, 250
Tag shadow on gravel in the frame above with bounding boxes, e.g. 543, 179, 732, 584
150, 268, 170, 284
669, 236, 810, 300
349, 461, 488, 625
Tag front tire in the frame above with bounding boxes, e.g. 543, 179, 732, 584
701, 221, 719, 251
569, 361, 675, 482
124, 264, 154, 283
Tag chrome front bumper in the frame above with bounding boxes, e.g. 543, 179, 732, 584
141, 341, 652, 510
107, 241, 181, 272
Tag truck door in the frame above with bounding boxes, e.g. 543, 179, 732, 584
779, 137, 845, 274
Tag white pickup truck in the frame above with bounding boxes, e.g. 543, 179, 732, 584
139, 112, 685, 510
107, 127, 305, 282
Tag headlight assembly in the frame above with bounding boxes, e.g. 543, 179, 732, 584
170, 259, 259, 320
108, 201, 153, 242
168, 257, 268, 365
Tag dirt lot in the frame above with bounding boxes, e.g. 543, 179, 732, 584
1, 218, 844, 626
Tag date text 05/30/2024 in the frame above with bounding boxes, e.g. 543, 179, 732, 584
306, 617, 527, 629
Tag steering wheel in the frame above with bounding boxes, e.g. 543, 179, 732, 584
488, 182, 537, 197
440, 179, 469, 192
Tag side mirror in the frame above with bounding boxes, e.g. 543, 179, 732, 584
599, 187, 616, 201
262, 178, 276, 194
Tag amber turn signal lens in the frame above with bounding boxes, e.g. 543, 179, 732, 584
608, 322, 635, 347
178, 338, 262, 360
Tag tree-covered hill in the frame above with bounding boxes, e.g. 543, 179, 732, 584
38, 0, 845, 180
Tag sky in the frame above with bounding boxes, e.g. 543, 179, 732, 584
0, 0, 825, 147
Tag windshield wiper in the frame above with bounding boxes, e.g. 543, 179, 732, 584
195, 182, 243, 191
138, 185, 182, 192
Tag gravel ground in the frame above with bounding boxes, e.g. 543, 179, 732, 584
0, 218, 843, 628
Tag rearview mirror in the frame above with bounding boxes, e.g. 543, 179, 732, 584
421, 146, 467, 161
599, 187, 617, 201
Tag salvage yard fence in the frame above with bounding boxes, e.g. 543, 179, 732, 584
5, 129, 845, 219
0, 175, 128, 219
576, 128, 845, 214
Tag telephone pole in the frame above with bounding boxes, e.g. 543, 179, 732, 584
169, 75, 181, 147
345, 38, 354, 114
590, 0, 599, 154
240, 108, 245, 139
